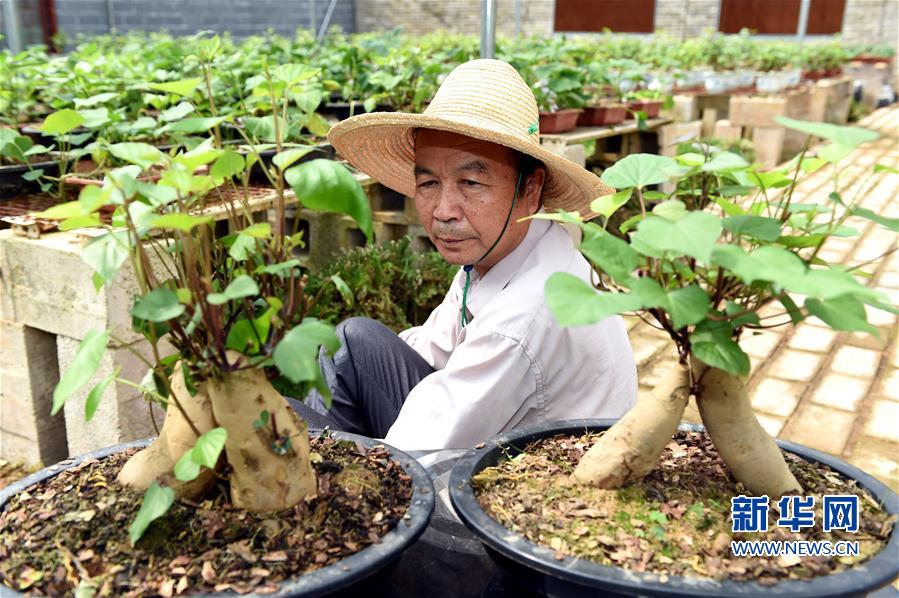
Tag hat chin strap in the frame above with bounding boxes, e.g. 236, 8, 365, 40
460, 170, 524, 328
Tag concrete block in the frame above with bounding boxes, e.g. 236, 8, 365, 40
563, 144, 586, 168
809, 77, 853, 125
0, 320, 67, 466
670, 95, 698, 123
728, 87, 810, 129
0, 429, 58, 467
700, 108, 718, 138
752, 126, 786, 169
658, 120, 702, 156
57, 336, 161, 457
0, 230, 141, 342
713, 119, 743, 143
0, 387, 66, 443
291, 208, 364, 270
407, 225, 434, 253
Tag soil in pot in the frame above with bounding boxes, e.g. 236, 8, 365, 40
0, 435, 414, 596
803, 70, 829, 81
472, 430, 894, 586
539, 109, 583, 134
577, 105, 627, 127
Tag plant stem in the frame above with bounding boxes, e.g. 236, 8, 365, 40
778, 139, 810, 222
203, 62, 222, 149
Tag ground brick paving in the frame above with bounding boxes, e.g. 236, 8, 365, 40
628, 105, 899, 492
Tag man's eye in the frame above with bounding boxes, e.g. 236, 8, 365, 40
417, 180, 437, 188
461, 179, 480, 186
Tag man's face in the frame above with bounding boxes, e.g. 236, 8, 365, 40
413, 130, 544, 274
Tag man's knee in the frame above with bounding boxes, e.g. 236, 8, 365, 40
337, 317, 392, 346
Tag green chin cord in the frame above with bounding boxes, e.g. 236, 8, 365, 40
460, 170, 524, 328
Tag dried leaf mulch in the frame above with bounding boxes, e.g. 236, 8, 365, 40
473, 430, 894, 586
0, 436, 412, 596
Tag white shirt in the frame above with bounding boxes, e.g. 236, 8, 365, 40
384, 218, 638, 450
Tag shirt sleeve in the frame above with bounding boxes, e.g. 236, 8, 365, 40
384, 330, 538, 450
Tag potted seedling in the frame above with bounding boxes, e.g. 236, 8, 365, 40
0, 49, 434, 597
578, 64, 628, 128
0, 127, 55, 198
802, 42, 849, 81
623, 88, 669, 120
450, 117, 898, 596
849, 43, 895, 65
525, 62, 587, 134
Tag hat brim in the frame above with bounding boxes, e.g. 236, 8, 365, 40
328, 112, 614, 220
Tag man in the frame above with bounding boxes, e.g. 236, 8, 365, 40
295, 59, 637, 450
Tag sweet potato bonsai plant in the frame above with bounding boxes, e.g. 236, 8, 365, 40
542, 117, 896, 498
0, 46, 427, 598
454, 116, 897, 591
44, 55, 374, 525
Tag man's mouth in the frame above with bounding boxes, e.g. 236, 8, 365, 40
437, 237, 469, 246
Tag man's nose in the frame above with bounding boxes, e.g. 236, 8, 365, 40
432, 185, 463, 221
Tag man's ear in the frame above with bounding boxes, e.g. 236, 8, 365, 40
525, 167, 546, 213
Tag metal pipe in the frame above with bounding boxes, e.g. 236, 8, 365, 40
106, 0, 116, 34
316, 0, 338, 41
3, 0, 23, 53
480, 0, 496, 59
796, 0, 810, 43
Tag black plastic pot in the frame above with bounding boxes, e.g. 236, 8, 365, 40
0, 430, 435, 598
19, 124, 91, 148
319, 102, 395, 121
0, 161, 60, 199
449, 419, 899, 597
245, 143, 335, 185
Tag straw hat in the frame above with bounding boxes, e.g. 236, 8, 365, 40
328, 59, 613, 219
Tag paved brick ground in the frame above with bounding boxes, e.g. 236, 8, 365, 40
629, 105, 899, 491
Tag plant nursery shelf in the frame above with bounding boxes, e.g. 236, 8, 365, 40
539, 116, 672, 145
539, 117, 673, 168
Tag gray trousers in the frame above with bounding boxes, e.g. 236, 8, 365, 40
287, 317, 436, 438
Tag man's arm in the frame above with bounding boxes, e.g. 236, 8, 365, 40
384, 330, 537, 450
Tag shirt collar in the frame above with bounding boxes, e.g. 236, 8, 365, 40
464, 218, 552, 316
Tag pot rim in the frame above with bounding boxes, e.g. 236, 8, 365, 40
0, 159, 61, 173
538, 108, 585, 116
449, 418, 899, 598
1, 429, 435, 598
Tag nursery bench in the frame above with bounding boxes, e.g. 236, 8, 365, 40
539, 116, 673, 168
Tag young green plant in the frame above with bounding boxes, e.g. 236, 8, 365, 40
39, 43, 373, 544
541, 117, 897, 497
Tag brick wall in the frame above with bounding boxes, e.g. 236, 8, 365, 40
355, 0, 553, 37
52, 0, 355, 40
840, 0, 898, 88
653, 0, 720, 39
